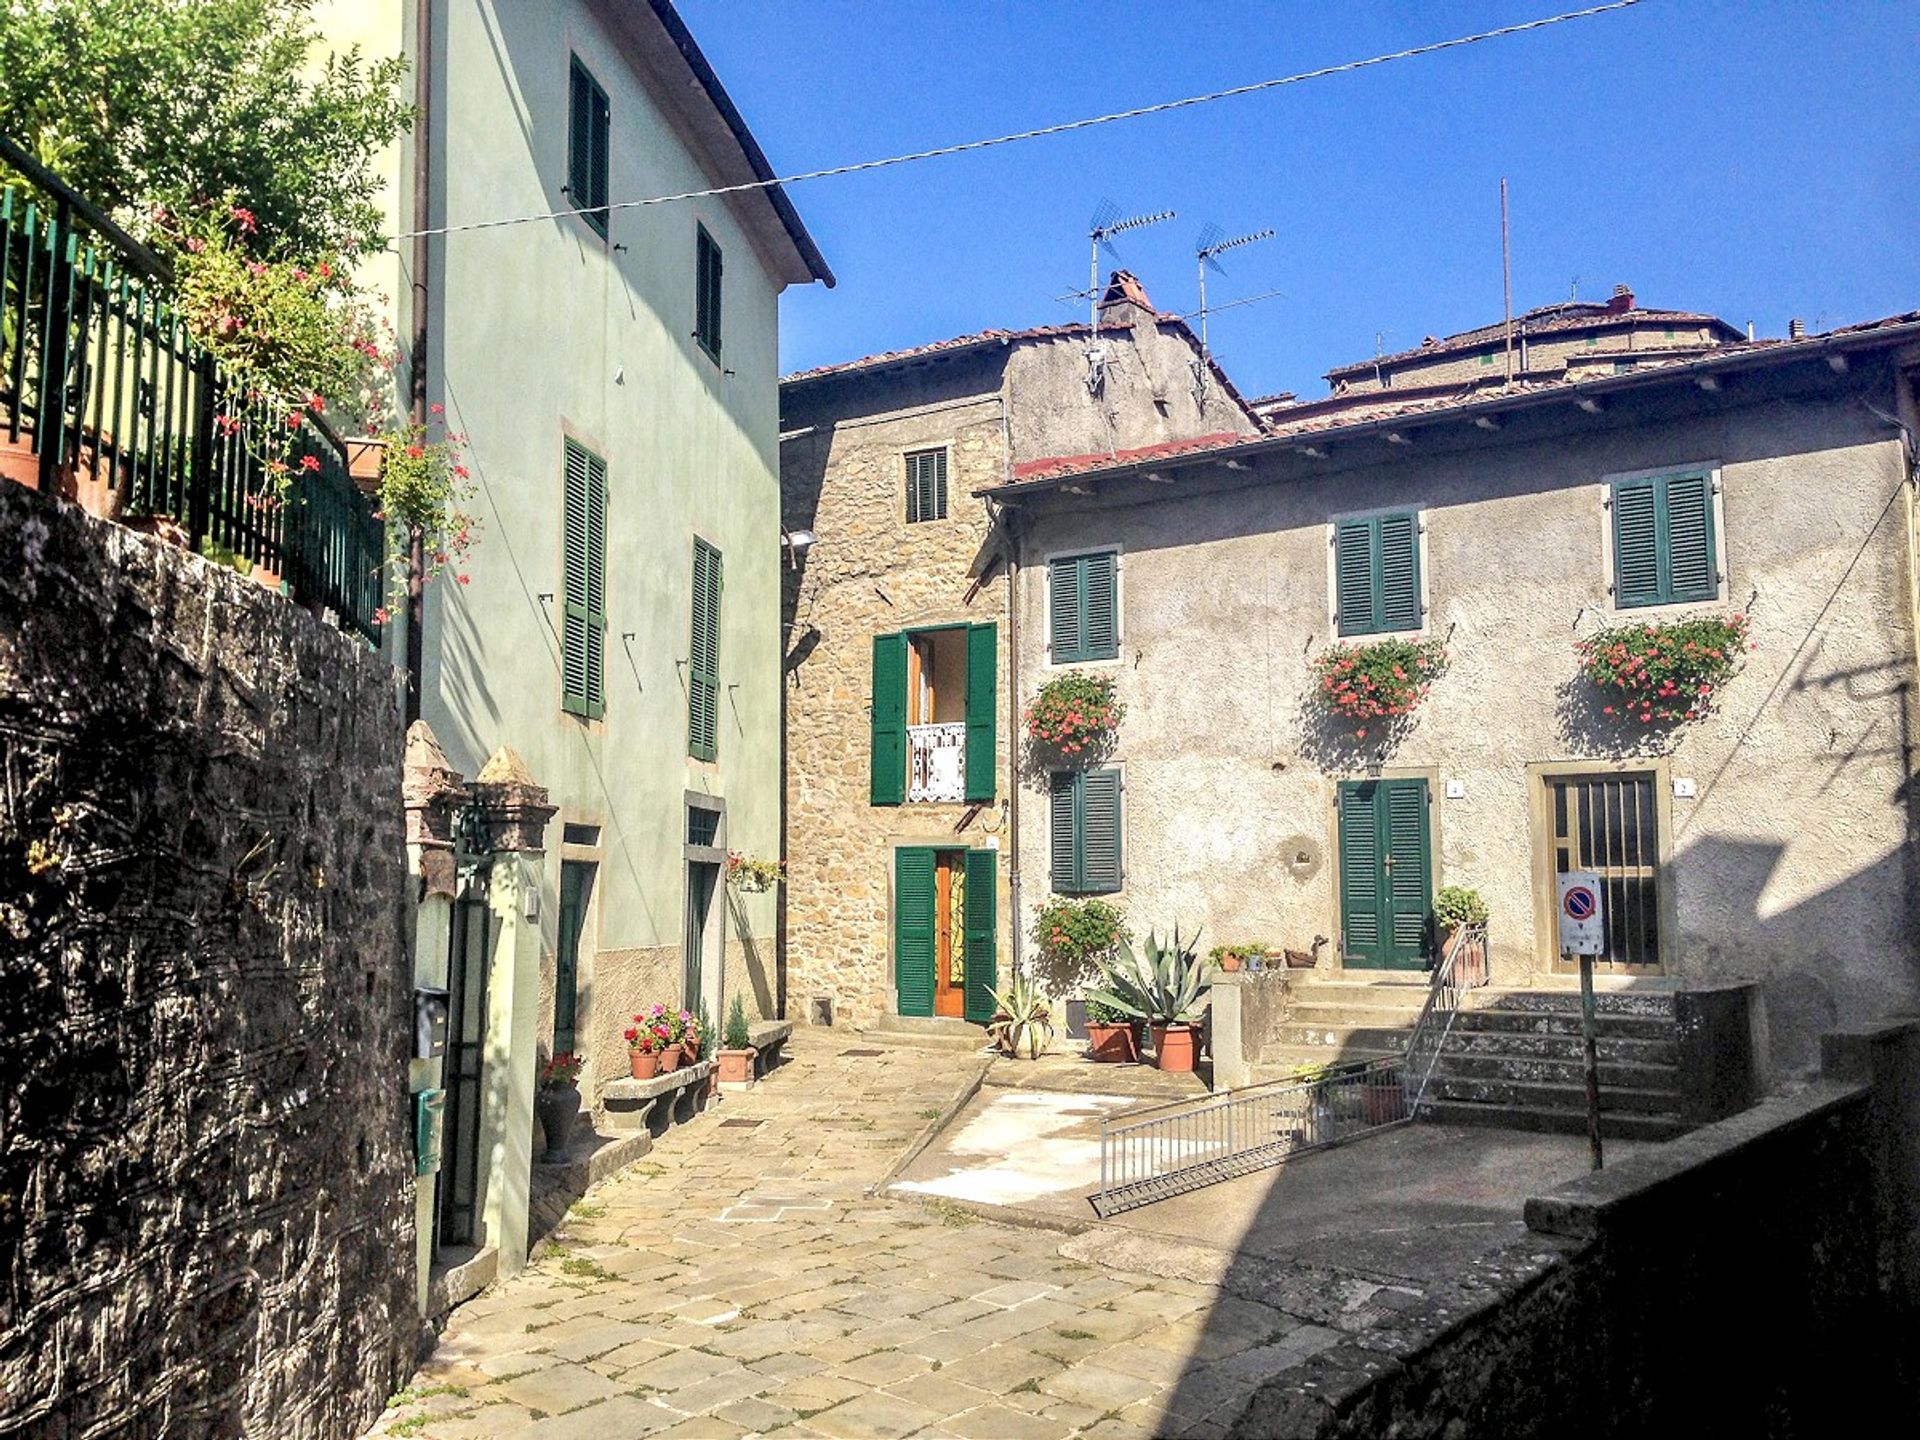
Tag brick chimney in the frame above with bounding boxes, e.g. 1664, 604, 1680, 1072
1788, 318, 1806, 339
1098, 270, 1155, 314
1607, 283, 1635, 314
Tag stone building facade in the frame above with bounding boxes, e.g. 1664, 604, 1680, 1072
990, 314, 1920, 1074
779, 274, 1259, 1026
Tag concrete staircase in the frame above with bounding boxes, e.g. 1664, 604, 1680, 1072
858, 1013, 991, 1052
1258, 976, 1689, 1141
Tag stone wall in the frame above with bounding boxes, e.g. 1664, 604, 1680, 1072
0, 483, 414, 1438
1230, 1019, 1920, 1437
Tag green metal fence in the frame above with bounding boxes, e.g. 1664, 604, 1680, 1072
0, 132, 385, 641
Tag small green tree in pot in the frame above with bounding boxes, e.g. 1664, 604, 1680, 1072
717, 994, 757, 1088
1086, 927, 1208, 1073
1433, 885, 1490, 987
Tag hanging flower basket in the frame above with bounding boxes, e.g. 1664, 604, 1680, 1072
1575, 613, 1751, 725
1025, 672, 1124, 760
726, 851, 785, 893
1309, 637, 1448, 738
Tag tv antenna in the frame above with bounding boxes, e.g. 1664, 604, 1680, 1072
1193, 223, 1275, 360
1083, 200, 1174, 394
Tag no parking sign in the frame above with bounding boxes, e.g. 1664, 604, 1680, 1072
1557, 871, 1605, 955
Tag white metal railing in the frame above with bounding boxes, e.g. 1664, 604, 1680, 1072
907, 722, 966, 802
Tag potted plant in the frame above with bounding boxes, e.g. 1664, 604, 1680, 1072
988, 975, 1053, 1060
638, 1003, 684, 1073
1024, 671, 1125, 762
535, 1051, 584, 1163
1574, 613, 1752, 726
1434, 886, 1490, 987
1362, 1062, 1408, 1124
1084, 998, 1140, 1064
1210, 943, 1272, 974
1086, 926, 1208, 1073
1032, 897, 1129, 992
1309, 637, 1449, 740
726, 851, 786, 893
681, 1005, 706, 1065
625, 1018, 664, 1079
717, 994, 757, 1088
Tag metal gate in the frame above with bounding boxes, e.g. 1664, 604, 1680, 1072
435, 857, 492, 1249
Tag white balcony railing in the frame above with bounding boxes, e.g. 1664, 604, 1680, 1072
907, 722, 967, 802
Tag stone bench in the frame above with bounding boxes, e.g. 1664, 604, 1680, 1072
749, 1019, 794, 1078
600, 1060, 714, 1134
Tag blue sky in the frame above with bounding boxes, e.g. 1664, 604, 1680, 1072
681, 1, 1920, 402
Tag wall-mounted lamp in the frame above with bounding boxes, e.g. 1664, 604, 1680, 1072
780, 528, 816, 569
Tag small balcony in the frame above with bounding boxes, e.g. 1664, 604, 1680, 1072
908, 722, 967, 803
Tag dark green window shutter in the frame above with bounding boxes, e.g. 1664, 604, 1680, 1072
869, 633, 907, 805
561, 439, 606, 719
1050, 551, 1118, 663
1663, 473, 1717, 602
555, 860, 593, 1051
1338, 782, 1382, 960
568, 58, 609, 237
1612, 472, 1716, 608
1049, 772, 1077, 890
962, 848, 998, 1023
906, 448, 948, 523
1050, 768, 1122, 895
964, 623, 997, 802
1385, 781, 1431, 954
894, 848, 936, 1018
688, 538, 721, 759
1336, 513, 1421, 636
695, 225, 723, 359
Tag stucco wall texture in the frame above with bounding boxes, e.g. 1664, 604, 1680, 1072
0, 484, 414, 1438
1012, 364, 1920, 1072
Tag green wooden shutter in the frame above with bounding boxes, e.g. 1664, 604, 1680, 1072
894, 848, 936, 1018
695, 226, 723, 359
1663, 473, 1717, 602
1049, 772, 1077, 890
1384, 780, 1432, 958
1334, 519, 1376, 637
688, 538, 721, 759
1082, 552, 1118, 660
870, 633, 908, 805
1378, 512, 1422, 631
964, 623, 997, 803
1049, 556, 1083, 662
962, 849, 998, 1023
561, 440, 605, 719
1338, 781, 1382, 962
568, 59, 609, 236
1612, 477, 1662, 607
1079, 768, 1123, 894
906, 450, 948, 523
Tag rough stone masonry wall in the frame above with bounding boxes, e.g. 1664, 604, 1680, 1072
0, 482, 414, 1439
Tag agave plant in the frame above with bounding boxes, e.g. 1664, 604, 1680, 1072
988, 974, 1054, 1060
1085, 926, 1207, 1026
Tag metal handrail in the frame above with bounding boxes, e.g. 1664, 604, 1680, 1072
1399, 921, 1488, 1109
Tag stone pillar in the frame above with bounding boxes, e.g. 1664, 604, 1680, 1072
470, 747, 555, 1280
1207, 973, 1252, 1091
402, 721, 466, 1317
1674, 982, 1760, 1125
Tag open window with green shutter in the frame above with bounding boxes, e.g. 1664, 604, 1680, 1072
688, 538, 722, 760
1049, 767, 1123, 895
560, 439, 607, 719
1610, 470, 1719, 608
869, 623, 996, 805
1048, 550, 1118, 663
567, 57, 610, 237
1333, 510, 1423, 637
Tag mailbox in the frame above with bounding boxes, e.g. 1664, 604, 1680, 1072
414, 985, 451, 1060
413, 1087, 446, 1177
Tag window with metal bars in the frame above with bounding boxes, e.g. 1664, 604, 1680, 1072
905, 448, 948, 523
694, 225, 723, 361
567, 57, 610, 237
1548, 771, 1661, 968
560, 439, 607, 719
688, 537, 722, 760
1333, 511, 1422, 636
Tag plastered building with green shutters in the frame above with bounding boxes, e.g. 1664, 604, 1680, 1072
778, 274, 1260, 1028
987, 313, 1920, 1076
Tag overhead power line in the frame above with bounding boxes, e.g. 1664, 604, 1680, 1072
393, 0, 1646, 242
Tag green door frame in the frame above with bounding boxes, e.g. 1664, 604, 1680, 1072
1337, 777, 1432, 970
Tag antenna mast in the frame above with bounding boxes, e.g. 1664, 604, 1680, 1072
1193, 224, 1275, 360
1084, 201, 1173, 394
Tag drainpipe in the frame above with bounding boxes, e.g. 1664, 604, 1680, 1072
1004, 506, 1024, 984
404, 0, 433, 724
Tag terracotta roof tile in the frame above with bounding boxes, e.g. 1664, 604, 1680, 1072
1011, 432, 1247, 484
1325, 304, 1742, 379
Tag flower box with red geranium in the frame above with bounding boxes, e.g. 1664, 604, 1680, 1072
1309, 638, 1448, 738
1025, 672, 1124, 761
1575, 614, 1751, 726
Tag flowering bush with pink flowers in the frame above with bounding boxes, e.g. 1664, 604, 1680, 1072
1309, 638, 1448, 738
368, 412, 479, 622
1576, 614, 1752, 725
1025, 672, 1124, 759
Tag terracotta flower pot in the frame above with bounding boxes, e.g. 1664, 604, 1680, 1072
629, 1050, 660, 1080
683, 1037, 702, 1064
717, 1047, 757, 1086
1085, 1021, 1139, 1064
0, 438, 39, 491
1151, 1022, 1199, 1073
658, 1044, 683, 1073
1362, 1073, 1408, 1125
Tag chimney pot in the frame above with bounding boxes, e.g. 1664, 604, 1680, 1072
1607, 284, 1635, 314
1788, 318, 1806, 339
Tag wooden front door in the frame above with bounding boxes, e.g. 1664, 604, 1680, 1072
1338, 778, 1432, 970
896, 847, 998, 1020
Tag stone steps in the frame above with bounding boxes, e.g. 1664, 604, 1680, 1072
1418, 1099, 1690, 1142
1425, 1074, 1678, 1116
858, 1015, 990, 1052
1432, 1051, 1678, 1090
1441, 1026, 1677, 1066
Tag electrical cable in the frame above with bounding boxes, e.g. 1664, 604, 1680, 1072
392, 0, 1645, 242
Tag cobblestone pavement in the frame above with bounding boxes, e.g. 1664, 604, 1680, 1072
370, 1037, 1332, 1439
